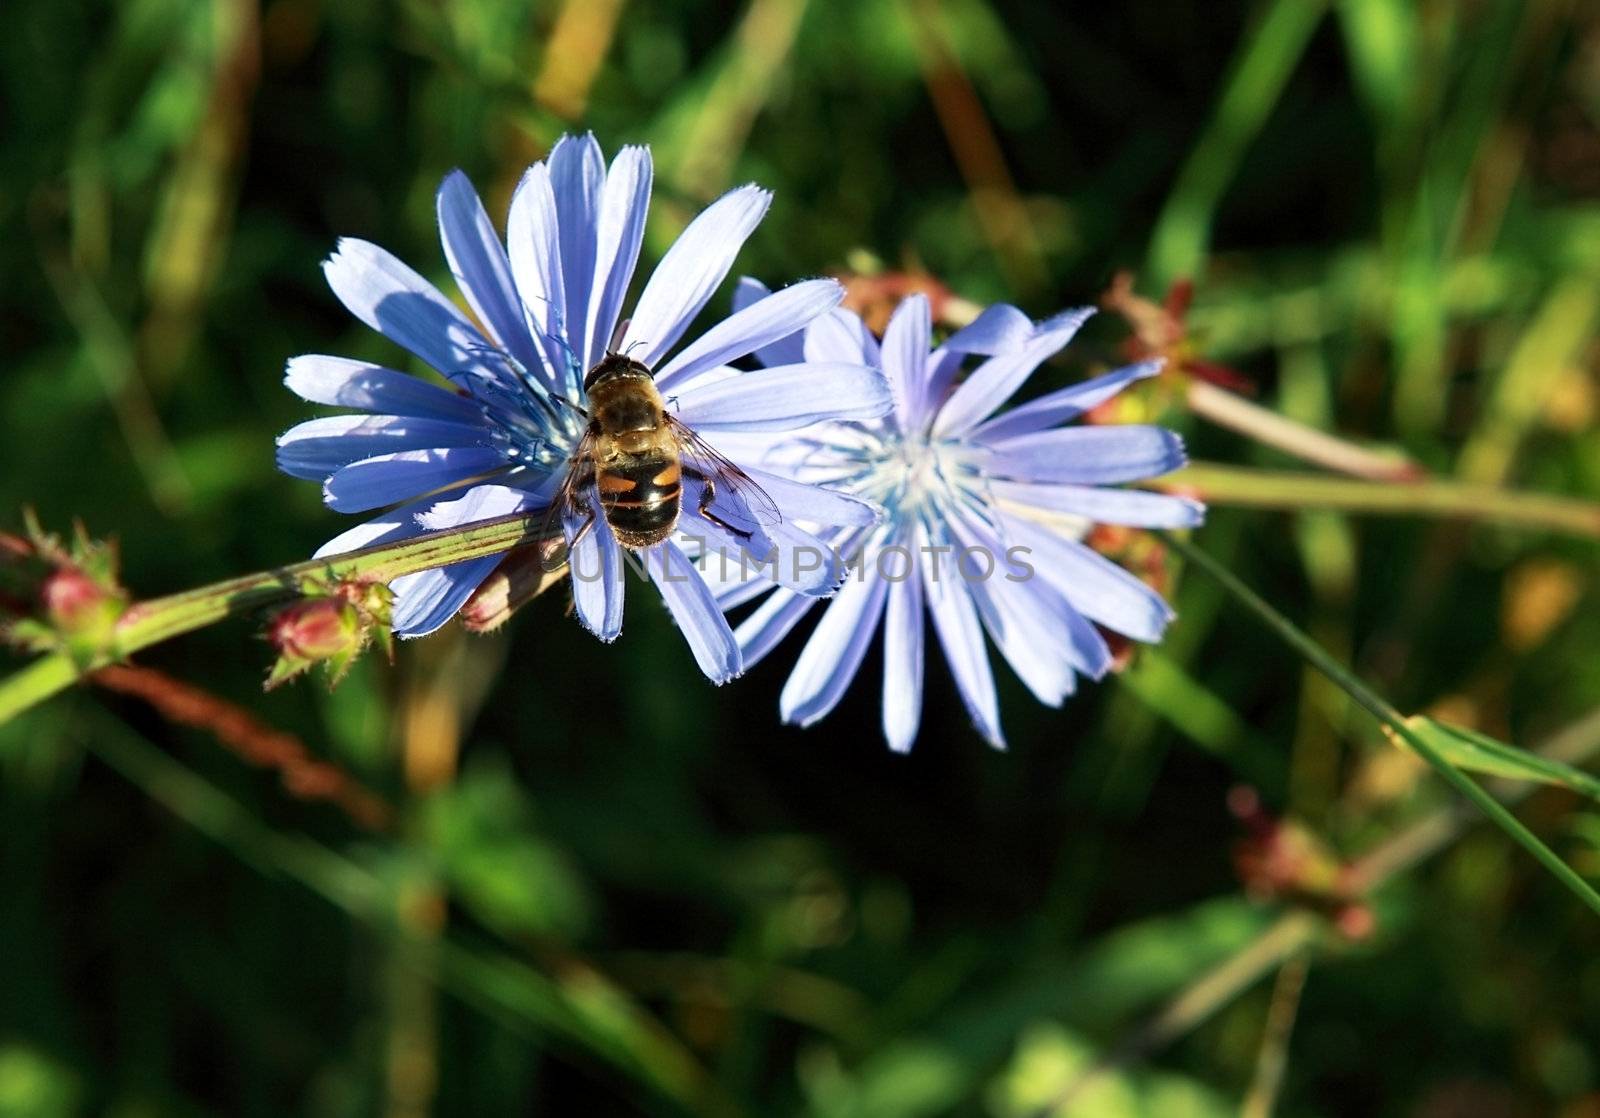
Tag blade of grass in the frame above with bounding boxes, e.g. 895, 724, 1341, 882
1146, 0, 1329, 285
1161, 530, 1600, 917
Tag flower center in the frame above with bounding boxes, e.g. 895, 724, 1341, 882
861, 431, 975, 519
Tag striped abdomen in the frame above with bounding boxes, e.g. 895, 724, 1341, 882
597, 453, 681, 548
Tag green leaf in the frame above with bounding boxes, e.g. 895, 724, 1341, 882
1393, 717, 1600, 801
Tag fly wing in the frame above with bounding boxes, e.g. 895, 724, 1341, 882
663, 413, 782, 535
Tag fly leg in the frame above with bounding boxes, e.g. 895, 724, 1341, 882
683, 466, 754, 540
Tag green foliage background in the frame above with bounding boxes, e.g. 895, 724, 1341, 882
3, 0, 1600, 1113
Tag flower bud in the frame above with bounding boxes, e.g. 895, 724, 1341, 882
42, 568, 120, 632
266, 598, 362, 689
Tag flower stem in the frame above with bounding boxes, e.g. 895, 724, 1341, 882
1161, 530, 1600, 917
0, 512, 551, 726
1184, 380, 1422, 480
1156, 462, 1600, 538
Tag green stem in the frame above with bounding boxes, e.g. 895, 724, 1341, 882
1155, 463, 1600, 538
0, 512, 550, 726
1162, 531, 1600, 917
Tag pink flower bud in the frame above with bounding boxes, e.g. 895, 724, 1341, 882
42, 568, 115, 632
270, 598, 360, 663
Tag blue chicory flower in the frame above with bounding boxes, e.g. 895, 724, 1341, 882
278, 134, 889, 682
706, 288, 1203, 748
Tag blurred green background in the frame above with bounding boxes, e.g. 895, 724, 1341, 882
4, 0, 1600, 1113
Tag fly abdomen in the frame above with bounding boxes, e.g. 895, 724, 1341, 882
598, 455, 682, 547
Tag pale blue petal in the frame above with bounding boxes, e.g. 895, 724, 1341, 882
732, 277, 807, 368
585, 144, 652, 368
655, 279, 844, 391
549, 134, 604, 374
942, 303, 1035, 354
321, 239, 496, 385
979, 426, 1187, 485
803, 307, 880, 367
921, 540, 1004, 748
388, 483, 534, 637
734, 586, 818, 668
322, 447, 508, 512
947, 512, 1074, 705
881, 529, 925, 753
622, 185, 772, 368
779, 570, 890, 727
880, 293, 930, 431
673, 362, 892, 433
973, 360, 1163, 441
741, 466, 880, 526
436, 170, 542, 374
931, 307, 1094, 437
505, 164, 571, 393
566, 501, 625, 641
761, 520, 848, 595
415, 482, 539, 530
1000, 513, 1175, 642
284, 355, 483, 422
390, 556, 503, 637
276, 415, 491, 480
990, 479, 1204, 528
647, 540, 742, 684
312, 493, 447, 559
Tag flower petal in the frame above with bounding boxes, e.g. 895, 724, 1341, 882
741, 467, 880, 526
979, 426, 1187, 485
621, 185, 772, 367
284, 355, 483, 422
321, 238, 494, 385
655, 279, 844, 391
506, 163, 572, 393
943, 302, 1036, 355
322, 447, 509, 512
779, 569, 890, 727
673, 362, 892, 433
732, 277, 807, 368
276, 415, 492, 480
1000, 513, 1175, 642
921, 540, 1003, 748
388, 484, 534, 637
549, 134, 604, 371
647, 540, 742, 684
991, 479, 1204, 528
803, 307, 880, 367
879, 293, 930, 430
931, 307, 1094, 437
312, 493, 448, 559
734, 586, 818, 668
584, 144, 653, 368
948, 512, 1074, 705
436, 170, 542, 374
566, 502, 625, 641
972, 360, 1163, 441
881, 530, 925, 753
